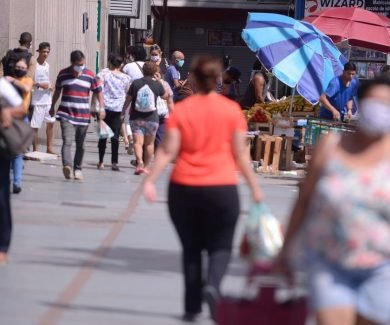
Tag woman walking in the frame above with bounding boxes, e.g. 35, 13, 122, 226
144, 55, 263, 321
5, 57, 33, 193
121, 62, 167, 175
97, 53, 131, 171
274, 75, 390, 325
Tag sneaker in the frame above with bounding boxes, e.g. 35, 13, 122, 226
203, 285, 219, 322
12, 185, 22, 194
62, 166, 72, 179
130, 159, 137, 167
74, 170, 84, 180
111, 163, 120, 171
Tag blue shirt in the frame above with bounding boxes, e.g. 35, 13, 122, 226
320, 76, 359, 121
164, 65, 180, 101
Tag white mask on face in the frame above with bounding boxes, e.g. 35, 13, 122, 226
150, 55, 160, 62
357, 98, 390, 136
73, 65, 85, 73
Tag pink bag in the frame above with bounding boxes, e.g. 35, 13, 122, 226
217, 279, 307, 325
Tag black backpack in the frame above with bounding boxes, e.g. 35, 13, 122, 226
1, 48, 32, 76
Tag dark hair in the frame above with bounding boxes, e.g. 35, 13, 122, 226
357, 75, 390, 101
252, 59, 269, 84
108, 53, 123, 68
344, 62, 357, 71
38, 42, 50, 51
190, 54, 222, 94
150, 44, 162, 53
143, 61, 158, 76
225, 66, 241, 82
70, 50, 85, 64
19, 32, 32, 45
128, 46, 147, 61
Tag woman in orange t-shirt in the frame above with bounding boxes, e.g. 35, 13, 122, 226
144, 55, 263, 322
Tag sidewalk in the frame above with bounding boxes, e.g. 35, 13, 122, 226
0, 129, 301, 325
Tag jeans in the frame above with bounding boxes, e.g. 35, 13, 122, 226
168, 182, 240, 314
60, 119, 88, 170
98, 111, 121, 164
0, 157, 12, 252
11, 153, 23, 187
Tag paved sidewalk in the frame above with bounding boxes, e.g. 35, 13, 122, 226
0, 130, 301, 325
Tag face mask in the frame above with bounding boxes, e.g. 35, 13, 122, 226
176, 59, 184, 68
73, 65, 85, 73
150, 55, 160, 62
357, 98, 390, 136
14, 69, 27, 78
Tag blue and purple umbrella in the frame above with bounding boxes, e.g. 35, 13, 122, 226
242, 13, 347, 104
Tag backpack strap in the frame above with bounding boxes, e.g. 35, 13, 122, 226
135, 62, 144, 76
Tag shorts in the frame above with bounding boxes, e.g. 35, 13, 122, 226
130, 120, 159, 137
306, 253, 390, 324
30, 104, 55, 128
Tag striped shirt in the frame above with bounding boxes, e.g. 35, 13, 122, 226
55, 66, 102, 125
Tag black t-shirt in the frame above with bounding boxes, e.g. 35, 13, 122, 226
129, 77, 165, 123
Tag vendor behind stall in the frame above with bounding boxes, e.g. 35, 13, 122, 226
240, 60, 274, 109
319, 62, 359, 122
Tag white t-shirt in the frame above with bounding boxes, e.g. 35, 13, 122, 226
0, 77, 23, 107
122, 61, 144, 84
31, 61, 52, 105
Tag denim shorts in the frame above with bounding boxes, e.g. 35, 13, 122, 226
130, 119, 159, 137
306, 253, 390, 324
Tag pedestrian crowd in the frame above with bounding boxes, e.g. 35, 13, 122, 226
0, 30, 390, 325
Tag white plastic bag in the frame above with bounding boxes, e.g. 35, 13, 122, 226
96, 120, 114, 139
240, 203, 284, 263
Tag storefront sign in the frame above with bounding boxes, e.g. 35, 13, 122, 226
304, 0, 390, 17
207, 30, 246, 47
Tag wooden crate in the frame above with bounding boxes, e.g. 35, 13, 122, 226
254, 135, 283, 174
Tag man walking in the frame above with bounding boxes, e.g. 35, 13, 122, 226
50, 50, 104, 180
164, 50, 185, 102
31, 42, 56, 153
319, 62, 359, 121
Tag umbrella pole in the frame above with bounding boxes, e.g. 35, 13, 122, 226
289, 87, 296, 116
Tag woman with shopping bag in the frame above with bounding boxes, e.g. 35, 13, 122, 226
143, 55, 263, 322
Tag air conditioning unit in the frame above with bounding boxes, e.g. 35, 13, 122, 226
109, 0, 141, 18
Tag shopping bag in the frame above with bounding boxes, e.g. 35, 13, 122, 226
0, 118, 34, 159
240, 203, 284, 264
217, 284, 307, 325
96, 120, 114, 139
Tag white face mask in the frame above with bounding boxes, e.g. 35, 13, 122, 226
357, 98, 390, 136
73, 65, 85, 73
150, 55, 160, 62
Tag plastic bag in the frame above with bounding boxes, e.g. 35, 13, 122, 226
96, 120, 114, 139
240, 203, 284, 264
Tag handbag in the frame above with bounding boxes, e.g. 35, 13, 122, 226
0, 118, 34, 159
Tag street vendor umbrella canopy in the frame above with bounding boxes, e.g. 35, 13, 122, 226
242, 13, 347, 105
304, 7, 390, 53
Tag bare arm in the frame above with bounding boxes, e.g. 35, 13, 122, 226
49, 89, 62, 116
96, 91, 105, 120
346, 99, 353, 119
319, 93, 340, 120
232, 130, 263, 202
144, 129, 181, 202
6, 77, 33, 93
173, 78, 182, 89
120, 95, 132, 121
252, 75, 266, 104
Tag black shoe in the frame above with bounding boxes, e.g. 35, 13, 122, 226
204, 285, 219, 322
13, 185, 22, 194
182, 312, 201, 322
130, 159, 137, 167
111, 163, 120, 171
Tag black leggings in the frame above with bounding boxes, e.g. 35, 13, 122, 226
168, 182, 240, 314
98, 110, 121, 164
